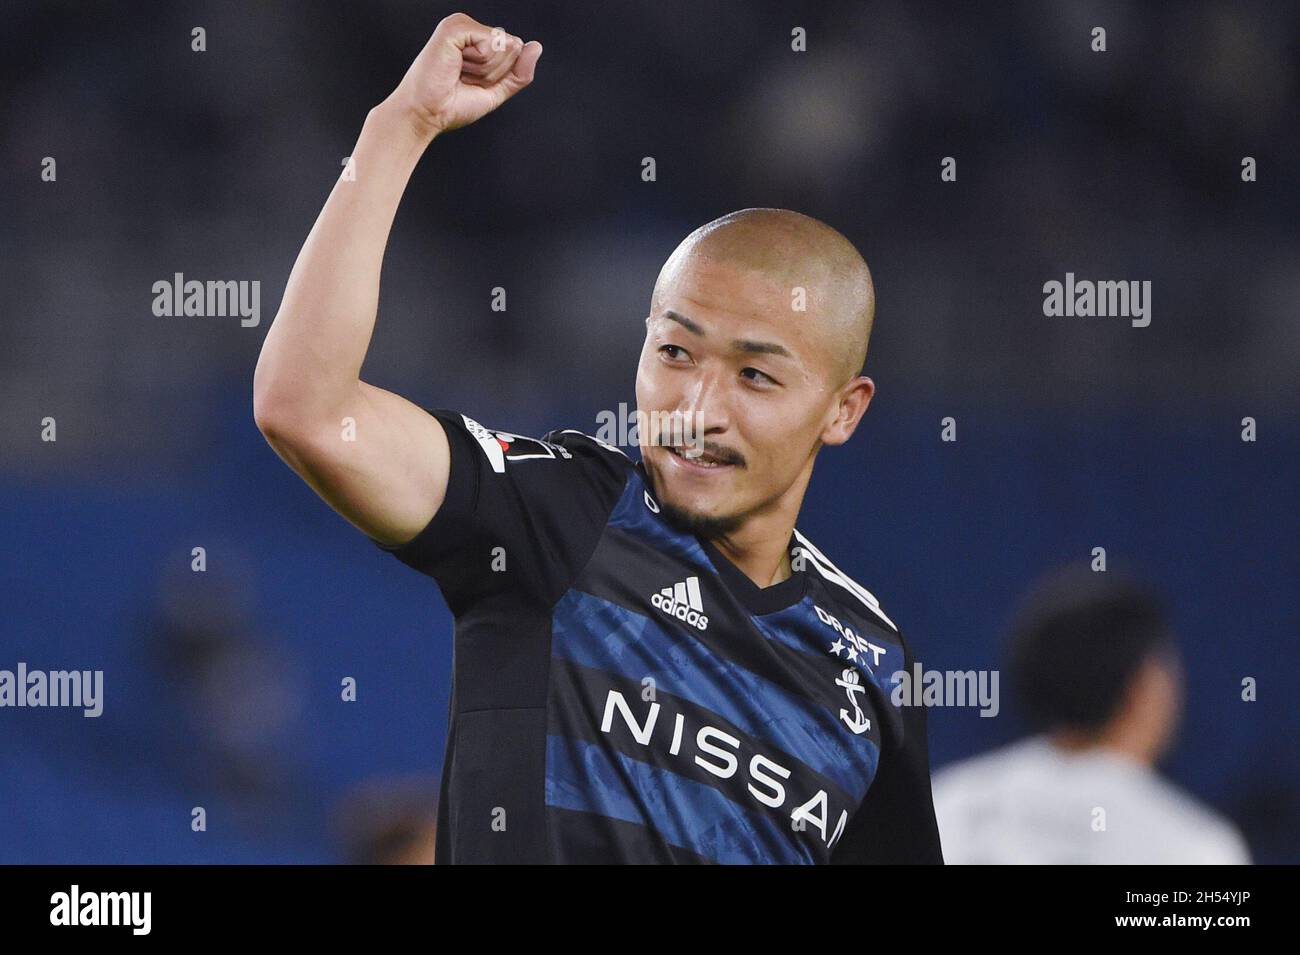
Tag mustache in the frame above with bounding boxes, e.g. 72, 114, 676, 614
654, 436, 746, 468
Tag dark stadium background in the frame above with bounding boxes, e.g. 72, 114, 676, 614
1, 0, 1296, 862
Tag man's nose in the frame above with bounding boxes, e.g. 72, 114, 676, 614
679, 365, 731, 437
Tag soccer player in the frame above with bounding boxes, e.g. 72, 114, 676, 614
933, 565, 1251, 864
254, 12, 943, 864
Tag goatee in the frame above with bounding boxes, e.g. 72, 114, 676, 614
657, 497, 746, 539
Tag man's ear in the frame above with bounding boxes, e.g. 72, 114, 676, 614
821, 375, 874, 446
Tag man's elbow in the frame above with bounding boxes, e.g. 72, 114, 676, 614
252, 368, 288, 438
252, 368, 356, 454
251, 364, 314, 445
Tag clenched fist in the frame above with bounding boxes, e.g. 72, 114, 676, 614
389, 12, 542, 138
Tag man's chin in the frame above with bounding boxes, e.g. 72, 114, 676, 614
643, 453, 746, 537
656, 497, 746, 539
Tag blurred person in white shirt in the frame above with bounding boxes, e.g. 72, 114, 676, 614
933, 565, 1251, 864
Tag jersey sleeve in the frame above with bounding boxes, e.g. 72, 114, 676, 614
372, 409, 631, 615
831, 634, 946, 864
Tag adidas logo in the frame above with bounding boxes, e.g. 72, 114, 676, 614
650, 576, 709, 631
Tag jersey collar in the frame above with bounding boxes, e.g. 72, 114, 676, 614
635, 459, 808, 615
699, 534, 808, 616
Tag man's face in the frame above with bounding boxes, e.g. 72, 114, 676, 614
635, 254, 864, 537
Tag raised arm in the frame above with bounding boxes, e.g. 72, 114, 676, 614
252, 13, 542, 545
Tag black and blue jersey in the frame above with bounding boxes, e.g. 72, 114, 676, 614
375, 409, 944, 864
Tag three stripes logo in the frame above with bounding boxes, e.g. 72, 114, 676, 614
650, 575, 709, 631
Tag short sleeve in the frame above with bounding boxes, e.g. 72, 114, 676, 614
372, 409, 630, 615
830, 635, 946, 864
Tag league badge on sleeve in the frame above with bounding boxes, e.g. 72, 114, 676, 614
461, 414, 571, 473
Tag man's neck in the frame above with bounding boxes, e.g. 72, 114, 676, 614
711, 535, 792, 588
703, 464, 813, 590
1047, 726, 1157, 767
708, 508, 799, 589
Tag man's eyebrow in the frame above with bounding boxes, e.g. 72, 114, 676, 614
731, 338, 793, 359
660, 309, 705, 335
658, 310, 793, 359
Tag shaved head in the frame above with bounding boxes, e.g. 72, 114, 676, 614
636, 208, 879, 549
651, 208, 876, 385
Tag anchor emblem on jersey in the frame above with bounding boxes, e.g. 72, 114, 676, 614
835, 667, 871, 734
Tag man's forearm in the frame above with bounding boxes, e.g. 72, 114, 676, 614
248, 15, 538, 545
253, 97, 437, 423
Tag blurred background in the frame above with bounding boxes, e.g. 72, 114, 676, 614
0, 0, 1296, 863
